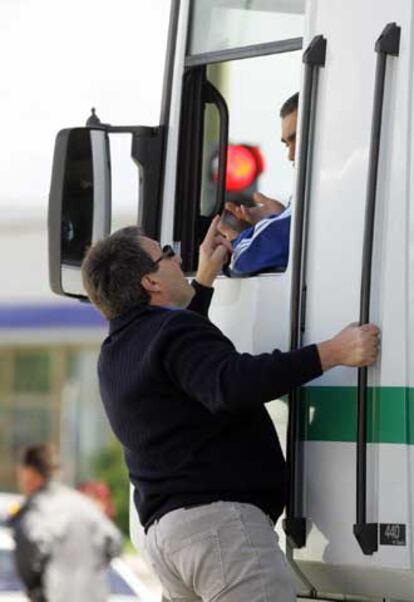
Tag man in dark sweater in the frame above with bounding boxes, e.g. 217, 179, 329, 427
81, 217, 379, 602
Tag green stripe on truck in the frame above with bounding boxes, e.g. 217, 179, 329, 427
300, 387, 414, 443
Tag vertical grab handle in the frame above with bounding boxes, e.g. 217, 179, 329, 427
204, 81, 229, 215
283, 35, 326, 549
353, 22, 400, 556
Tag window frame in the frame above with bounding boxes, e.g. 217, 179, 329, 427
174, 37, 303, 273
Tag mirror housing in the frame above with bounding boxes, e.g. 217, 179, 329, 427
48, 114, 165, 300
48, 127, 111, 299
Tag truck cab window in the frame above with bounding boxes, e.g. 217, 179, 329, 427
175, 50, 301, 277
188, 0, 304, 55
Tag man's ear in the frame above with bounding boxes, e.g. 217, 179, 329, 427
141, 273, 161, 294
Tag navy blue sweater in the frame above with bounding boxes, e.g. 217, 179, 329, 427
98, 282, 322, 529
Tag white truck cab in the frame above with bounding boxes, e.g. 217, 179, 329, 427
48, 2, 414, 600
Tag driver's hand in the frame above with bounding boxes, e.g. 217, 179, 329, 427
225, 192, 285, 226
217, 218, 239, 242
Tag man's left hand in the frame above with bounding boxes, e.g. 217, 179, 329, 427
196, 216, 233, 287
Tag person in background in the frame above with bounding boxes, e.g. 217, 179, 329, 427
10, 444, 122, 602
222, 92, 298, 276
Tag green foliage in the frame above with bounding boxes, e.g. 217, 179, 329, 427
93, 439, 130, 535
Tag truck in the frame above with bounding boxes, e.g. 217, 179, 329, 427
48, 1, 414, 600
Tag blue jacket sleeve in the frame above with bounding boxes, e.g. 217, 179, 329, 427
230, 213, 291, 276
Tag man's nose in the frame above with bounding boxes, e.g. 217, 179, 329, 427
174, 253, 183, 266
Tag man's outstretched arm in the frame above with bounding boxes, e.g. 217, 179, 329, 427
188, 215, 232, 316
162, 311, 380, 415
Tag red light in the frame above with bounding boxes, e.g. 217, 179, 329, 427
249, 146, 265, 175
211, 145, 265, 192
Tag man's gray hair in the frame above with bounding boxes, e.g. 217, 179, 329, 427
81, 226, 157, 319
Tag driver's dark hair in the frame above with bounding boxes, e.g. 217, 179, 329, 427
280, 92, 299, 118
20, 444, 58, 481
81, 226, 157, 319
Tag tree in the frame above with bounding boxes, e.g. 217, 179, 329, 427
93, 439, 129, 535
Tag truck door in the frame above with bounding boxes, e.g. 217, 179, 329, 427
160, 0, 305, 355
288, 1, 414, 600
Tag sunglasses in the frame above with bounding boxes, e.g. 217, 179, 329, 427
153, 244, 176, 266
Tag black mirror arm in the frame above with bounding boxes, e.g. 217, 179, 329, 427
131, 126, 166, 240
86, 107, 159, 136
85, 108, 166, 240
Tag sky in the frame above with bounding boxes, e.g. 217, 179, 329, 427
0, 0, 171, 216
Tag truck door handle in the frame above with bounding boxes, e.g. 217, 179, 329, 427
283, 34, 326, 549
354, 22, 400, 556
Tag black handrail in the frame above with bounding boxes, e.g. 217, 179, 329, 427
204, 82, 229, 216
354, 22, 400, 557
283, 35, 326, 550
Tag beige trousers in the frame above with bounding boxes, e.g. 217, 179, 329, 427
145, 501, 297, 602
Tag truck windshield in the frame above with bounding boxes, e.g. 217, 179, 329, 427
188, 0, 305, 55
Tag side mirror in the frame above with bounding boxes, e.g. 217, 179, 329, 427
48, 112, 165, 300
48, 127, 111, 298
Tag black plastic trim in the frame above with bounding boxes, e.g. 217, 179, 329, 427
353, 523, 379, 556
131, 126, 166, 239
174, 67, 206, 271
354, 22, 400, 557
375, 22, 401, 55
48, 127, 111, 301
160, 0, 181, 127
204, 82, 229, 215
303, 34, 327, 66
185, 0, 196, 58
48, 128, 70, 296
185, 38, 303, 67
284, 35, 326, 550
283, 517, 307, 550
81, 112, 165, 241
136, 0, 181, 243
108, 125, 157, 135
